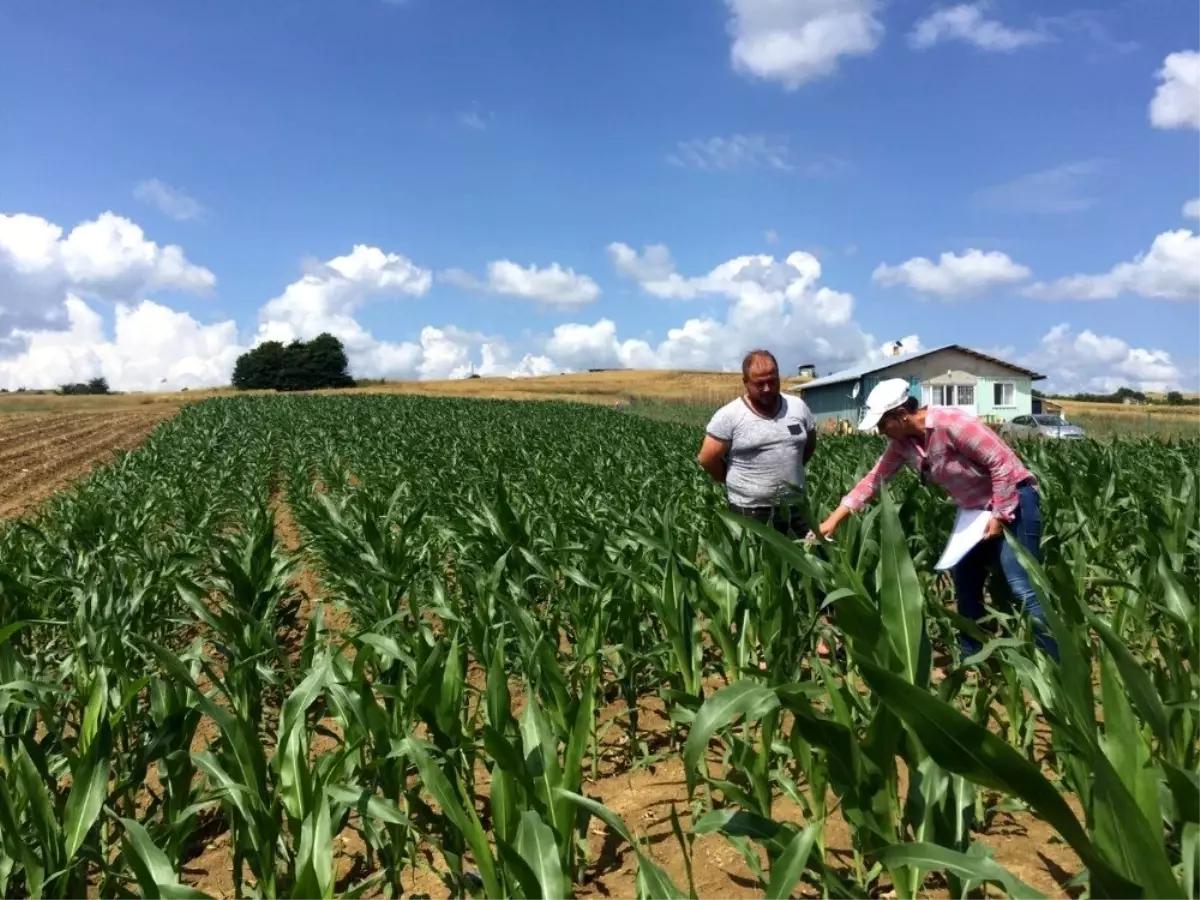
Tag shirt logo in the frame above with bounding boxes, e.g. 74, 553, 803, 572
788, 423, 802, 435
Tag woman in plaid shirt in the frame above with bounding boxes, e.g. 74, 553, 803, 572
818, 378, 1058, 661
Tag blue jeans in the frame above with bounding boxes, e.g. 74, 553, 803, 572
951, 482, 1059, 660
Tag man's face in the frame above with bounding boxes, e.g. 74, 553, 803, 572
744, 358, 780, 407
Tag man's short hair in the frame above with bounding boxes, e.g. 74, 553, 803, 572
742, 349, 778, 380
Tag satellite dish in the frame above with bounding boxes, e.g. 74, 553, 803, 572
851, 382, 861, 399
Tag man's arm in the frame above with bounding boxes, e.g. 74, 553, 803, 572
802, 406, 818, 466
803, 431, 817, 466
697, 434, 730, 483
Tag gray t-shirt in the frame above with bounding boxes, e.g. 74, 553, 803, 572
706, 394, 817, 508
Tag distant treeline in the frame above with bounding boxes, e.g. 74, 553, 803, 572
1036, 386, 1198, 406
58, 377, 111, 395
231, 333, 356, 392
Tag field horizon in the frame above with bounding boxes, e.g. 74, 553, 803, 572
3, 368, 1198, 424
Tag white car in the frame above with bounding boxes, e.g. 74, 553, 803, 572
1001, 414, 1087, 440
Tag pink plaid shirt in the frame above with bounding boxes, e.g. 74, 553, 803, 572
841, 407, 1035, 521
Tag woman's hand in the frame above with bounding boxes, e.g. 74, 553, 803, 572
817, 505, 851, 540
983, 515, 1005, 540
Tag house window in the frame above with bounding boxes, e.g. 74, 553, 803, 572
926, 384, 976, 407
993, 382, 1015, 407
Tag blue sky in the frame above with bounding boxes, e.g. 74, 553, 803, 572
0, 0, 1196, 392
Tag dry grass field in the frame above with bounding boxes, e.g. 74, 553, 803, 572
363, 369, 757, 405
0, 370, 812, 414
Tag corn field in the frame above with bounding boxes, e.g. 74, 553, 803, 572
0, 394, 1196, 899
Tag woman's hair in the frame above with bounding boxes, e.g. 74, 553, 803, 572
901, 396, 919, 414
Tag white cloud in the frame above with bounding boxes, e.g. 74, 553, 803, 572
909, 2, 1049, 52
0, 209, 573, 389
1150, 50, 1200, 130
438, 260, 601, 308
724, 0, 884, 90
872, 249, 1032, 297
1021, 323, 1184, 394
607, 243, 693, 297
253, 244, 441, 379
0, 211, 215, 333
973, 160, 1103, 214
133, 179, 206, 221
0, 295, 242, 392
1024, 229, 1200, 301
483, 261, 600, 308
1185, 198, 1200, 220
544, 319, 657, 371
586, 241, 898, 375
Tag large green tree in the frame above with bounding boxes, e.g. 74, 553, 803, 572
231, 334, 356, 391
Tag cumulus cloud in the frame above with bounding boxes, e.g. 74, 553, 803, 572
909, 2, 1048, 52
133, 179, 206, 221
439, 260, 601, 308
0, 213, 558, 389
0, 211, 215, 333
1020, 323, 1184, 393
233, 247, 568, 382
0, 296, 242, 392
872, 249, 1032, 297
1023, 229, 1200, 301
724, 0, 884, 90
6, 209, 1181, 401
1150, 50, 1200, 130
591, 241, 897, 375
253, 244, 451, 379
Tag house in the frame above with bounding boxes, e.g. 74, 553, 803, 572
796, 344, 1046, 428
796, 364, 817, 379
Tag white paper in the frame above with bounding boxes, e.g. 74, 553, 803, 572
934, 508, 993, 571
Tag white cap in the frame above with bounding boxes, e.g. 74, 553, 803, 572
858, 377, 913, 432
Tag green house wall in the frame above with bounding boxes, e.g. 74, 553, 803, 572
797, 348, 1037, 426
974, 376, 1033, 419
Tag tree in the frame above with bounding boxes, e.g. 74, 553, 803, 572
1166, 390, 1184, 406
232, 340, 287, 390
231, 334, 356, 392
303, 333, 354, 389
58, 377, 111, 395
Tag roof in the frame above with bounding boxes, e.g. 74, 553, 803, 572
797, 344, 1046, 392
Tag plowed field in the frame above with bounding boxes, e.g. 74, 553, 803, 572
0, 410, 172, 518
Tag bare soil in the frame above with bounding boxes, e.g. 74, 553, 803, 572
0, 410, 173, 518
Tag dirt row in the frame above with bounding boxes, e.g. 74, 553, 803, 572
0, 410, 173, 519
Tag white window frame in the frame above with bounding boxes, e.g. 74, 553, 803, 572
993, 381, 1016, 408
926, 384, 975, 407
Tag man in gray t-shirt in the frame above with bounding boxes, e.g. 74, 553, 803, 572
697, 349, 818, 536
